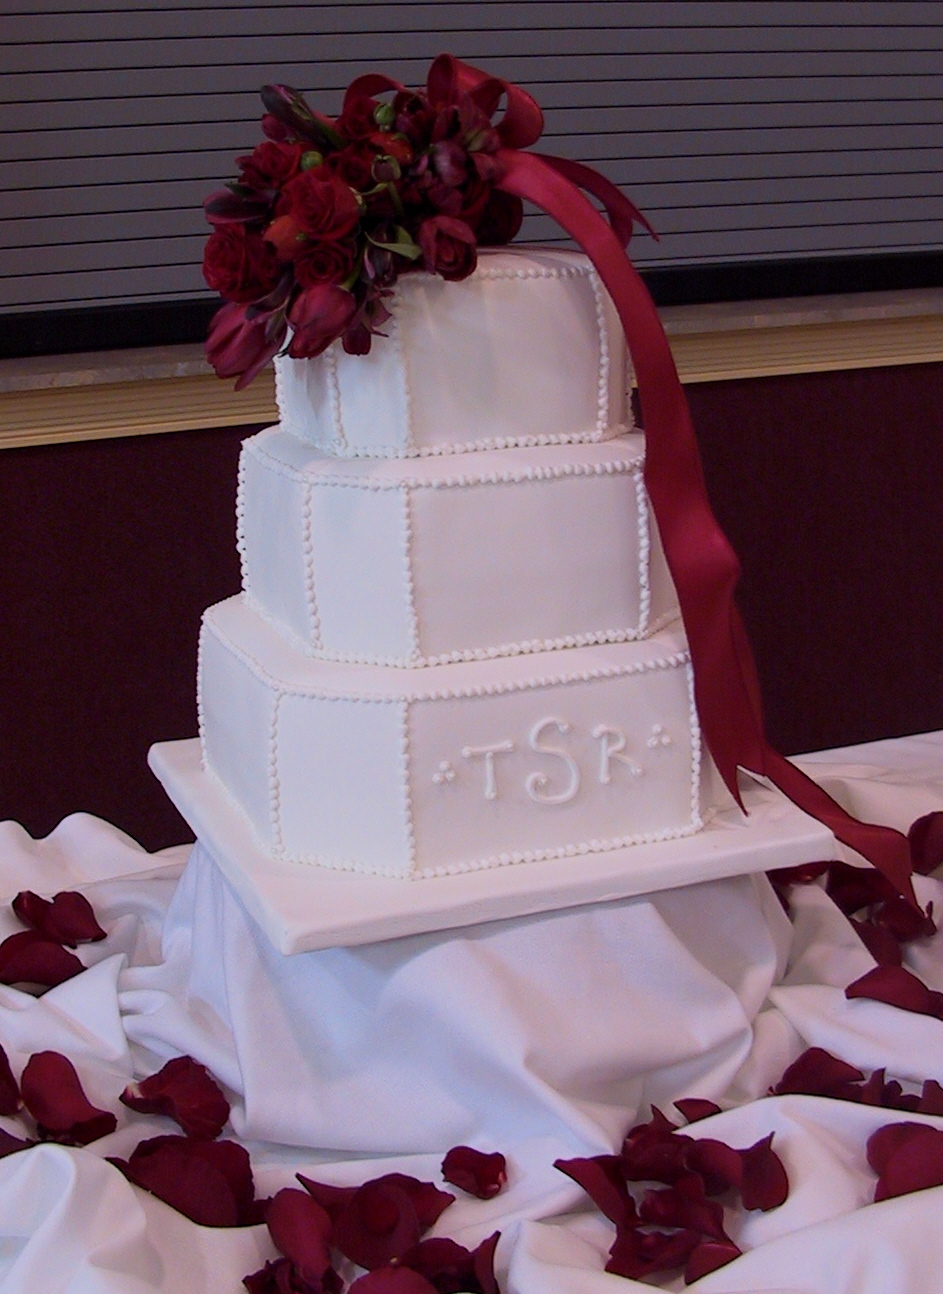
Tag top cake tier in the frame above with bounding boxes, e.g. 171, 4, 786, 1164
274, 248, 633, 458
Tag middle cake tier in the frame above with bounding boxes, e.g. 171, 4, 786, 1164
238, 428, 679, 667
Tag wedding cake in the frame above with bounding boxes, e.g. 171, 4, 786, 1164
197, 248, 722, 878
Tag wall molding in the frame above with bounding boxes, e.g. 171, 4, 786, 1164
2, 289, 942, 450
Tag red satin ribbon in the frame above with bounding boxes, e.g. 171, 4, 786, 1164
361, 56, 918, 899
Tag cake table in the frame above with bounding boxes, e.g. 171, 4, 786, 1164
0, 734, 940, 1293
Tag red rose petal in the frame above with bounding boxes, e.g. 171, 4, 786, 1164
266, 1188, 334, 1282
772, 1046, 864, 1097
868, 1123, 943, 1201
244, 1255, 343, 1294
739, 1133, 789, 1211
0, 1043, 20, 1116
918, 1080, 943, 1115
606, 1225, 700, 1280
909, 812, 943, 876
684, 1137, 743, 1196
684, 1237, 742, 1282
12, 890, 106, 947
393, 1233, 500, 1294
846, 965, 943, 1018
851, 918, 903, 967
621, 1109, 691, 1184
333, 1179, 423, 1270
116, 1134, 258, 1226
0, 931, 84, 988
0, 1128, 33, 1158
297, 1173, 357, 1222
674, 1098, 722, 1124
441, 1144, 507, 1198
348, 1268, 438, 1294
120, 1055, 230, 1139
20, 1051, 117, 1145
638, 1178, 729, 1241
554, 1154, 637, 1228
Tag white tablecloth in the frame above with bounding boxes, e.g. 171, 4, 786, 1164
1, 731, 942, 1293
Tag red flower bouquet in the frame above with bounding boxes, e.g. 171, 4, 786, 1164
202, 57, 534, 388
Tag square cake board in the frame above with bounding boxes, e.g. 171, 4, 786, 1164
149, 738, 840, 954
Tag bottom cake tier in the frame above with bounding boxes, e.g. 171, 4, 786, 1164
199, 595, 720, 878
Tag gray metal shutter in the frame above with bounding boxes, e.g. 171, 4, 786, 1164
3, 0, 942, 318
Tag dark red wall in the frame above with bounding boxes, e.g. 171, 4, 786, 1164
2, 362, 941, 851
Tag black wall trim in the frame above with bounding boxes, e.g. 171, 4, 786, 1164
2, 252, 942, 361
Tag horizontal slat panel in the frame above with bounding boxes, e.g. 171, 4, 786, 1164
3, 2, 942, 325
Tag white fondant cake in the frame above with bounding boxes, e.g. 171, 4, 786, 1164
274, 249, 632, 457
196, 246, 722, 878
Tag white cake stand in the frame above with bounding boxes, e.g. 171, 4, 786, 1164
149, 738, 839, 954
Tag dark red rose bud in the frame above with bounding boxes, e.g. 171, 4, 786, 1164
441, 1145, 507, 1198
206, 301, 287, 391
0, 930, 84, 988
120, 1055, 230, 1139
265, 1188, 334, 1283
0, 1043, 20, 1116
417, 215, 477, 281
113, 1134, 259, 1227
287, 284, 358, 359
12, 890, 106, 947
20, 1051, 117, 1145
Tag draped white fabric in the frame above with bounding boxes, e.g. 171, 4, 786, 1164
0, 732, 941, 1293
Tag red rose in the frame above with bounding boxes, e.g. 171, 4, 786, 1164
337, 96, 381, 141
325, 142, 377, 193
294, 237, 358, 288
202, 225, 280, 302
238, 140, 305, 191
417, 216, 477, 281
475, 189, 524, 247
281, 171, 361, 240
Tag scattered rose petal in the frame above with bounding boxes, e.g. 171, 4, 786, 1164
638, 1176, 729, 1241
348, 1269, 438, 1294
0, 1128, 33, 1158
739, 1133, 788, 1210
606, 1225, 700, 1280
910, 812, 943, 875
12, 890, 106, 946
846, 965, 943, 1018
297, 1173, 357, 1222
330, 1174, 453, 1271
674, 1098, 721, 1124
20, 1051, 117, 1145
113, 1134, 260, 1226
684, 1237, 742, 1282
684, 1137, 743, 1196
851, 918, 903, 967
621, 1108, 691, 1183
120, 1055, 230, 1139
441, 1144, 506, 1198
0, 1043, 20, 1116
0, 931, 84, 988
554, 1154, 637, 1228
244, 1255, 342, 1293
266, 1188, 334, 1283
919, 1080, 943, 1115
867, 1122, 943, 1201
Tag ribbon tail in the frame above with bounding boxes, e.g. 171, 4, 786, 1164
496, 148, 916, 904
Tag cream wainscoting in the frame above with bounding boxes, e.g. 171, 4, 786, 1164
2, 288, 943, 450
